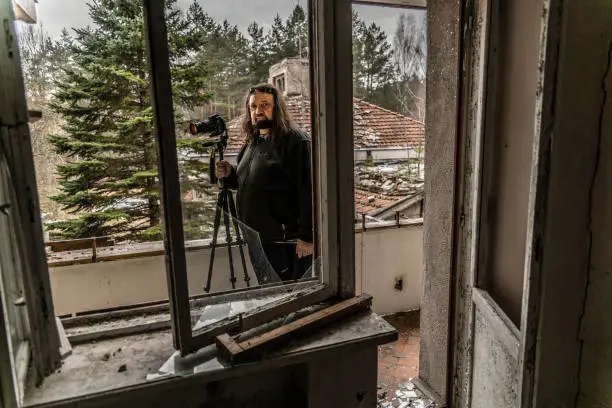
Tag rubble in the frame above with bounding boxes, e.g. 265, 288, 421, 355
355, 162, 424, 197
376, 380, 436, 408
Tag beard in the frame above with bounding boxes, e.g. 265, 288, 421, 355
254, 118, 273, 130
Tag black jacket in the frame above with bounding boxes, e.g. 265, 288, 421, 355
225, 128, 313, 243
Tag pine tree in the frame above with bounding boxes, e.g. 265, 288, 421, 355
284, 5, 308, 59
246, 21, 270, 84
49, 0, 208, 241
266, 14, 287, 66
352, 17, 395, 107
265, 6, 309, 66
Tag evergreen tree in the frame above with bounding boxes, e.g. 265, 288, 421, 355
266, 5, 309, 66
49, 0, 208, 241
284, 5, 308, 59
188, 2, 249, 120
352, 16, 395, 107
246, 21, 270, 84
266, 14, 287, 65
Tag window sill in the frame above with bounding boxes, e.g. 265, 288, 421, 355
24, 311, 396, 407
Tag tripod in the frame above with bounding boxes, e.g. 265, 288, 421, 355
204, 151, 250, 293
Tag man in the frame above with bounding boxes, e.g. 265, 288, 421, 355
216, 83, 314, 282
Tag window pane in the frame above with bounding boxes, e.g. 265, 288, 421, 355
18, 2, 168, 316
159, 0, 321, 334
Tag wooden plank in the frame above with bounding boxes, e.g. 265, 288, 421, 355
216, 294, 372, 364
142, 0, 192, 353
46, 236, 114, 252
215, 334, 244, 363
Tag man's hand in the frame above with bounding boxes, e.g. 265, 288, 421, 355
296, 239, 314, 258
216, 160, 231, 179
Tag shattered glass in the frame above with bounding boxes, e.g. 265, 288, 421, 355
187, 213, 321, 333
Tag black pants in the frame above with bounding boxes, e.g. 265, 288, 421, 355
260, 241, 312, 283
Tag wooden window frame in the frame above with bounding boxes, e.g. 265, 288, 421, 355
0, 2, 61, 401
143, 0, 357, 355
0, 0, 360, 395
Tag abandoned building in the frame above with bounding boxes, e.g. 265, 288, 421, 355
2, 0, 612, 407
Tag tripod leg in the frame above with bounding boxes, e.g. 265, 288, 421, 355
222, 189, 237, 289
227, 190, 250, 287
205, 191, 224, 293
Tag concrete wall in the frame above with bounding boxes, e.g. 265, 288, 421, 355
419, 0, 460, 401
356, 222, 423, 314
49, 247, 258, 316
580, 50, 612, 407
50, 224, 424, 316
353, 148, 423, 163
268, 59, 310, 97
532, 1, 612, 407
568, 1, 612, 406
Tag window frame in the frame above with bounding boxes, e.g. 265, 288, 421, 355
0, 0, 360, 385
0, 0, 61, 393
143, 0, 356, 355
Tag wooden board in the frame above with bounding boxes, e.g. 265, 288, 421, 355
46, 236, 114, 252
216, 293, 372, 364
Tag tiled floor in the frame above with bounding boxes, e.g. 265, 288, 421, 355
377, 311, 425, 406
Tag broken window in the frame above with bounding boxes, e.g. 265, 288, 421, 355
273, 74, 286, 93
0, 3, 357, 403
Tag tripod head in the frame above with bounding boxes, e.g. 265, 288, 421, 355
189, 114, 229, 185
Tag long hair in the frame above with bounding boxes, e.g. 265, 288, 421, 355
241, 83, 293, 144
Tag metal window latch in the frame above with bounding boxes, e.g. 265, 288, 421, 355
0, 203, 10, 215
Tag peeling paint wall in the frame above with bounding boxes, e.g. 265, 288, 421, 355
471, 310, 518, 408
419, 0, 461, 401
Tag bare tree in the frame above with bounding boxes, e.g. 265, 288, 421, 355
392, 13, 427, 121
17, 22, 57, 110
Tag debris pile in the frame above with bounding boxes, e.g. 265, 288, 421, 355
377, 381, 435, 408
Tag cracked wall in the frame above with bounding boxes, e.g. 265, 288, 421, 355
534, 1, 612, 406
578, 36, 612, 408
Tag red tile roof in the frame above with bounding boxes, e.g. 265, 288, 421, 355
354, 188, 408, 216
225, 94, 424, 153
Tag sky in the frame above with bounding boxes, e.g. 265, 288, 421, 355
35, 0, 425, 41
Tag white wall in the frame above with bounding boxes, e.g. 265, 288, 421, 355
50, 224, 424, 316
356, 222, 423, 314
